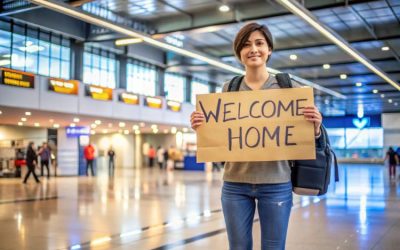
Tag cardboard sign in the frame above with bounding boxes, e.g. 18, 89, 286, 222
196, 88, 316, 162
49, 78, 79, 95
0, 68, 34, 88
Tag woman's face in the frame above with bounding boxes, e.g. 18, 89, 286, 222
240, 30, 272, 68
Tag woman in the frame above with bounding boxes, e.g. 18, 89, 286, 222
385, 147, 399, 179
190, 23, 322, 249
23, 141, 40, 184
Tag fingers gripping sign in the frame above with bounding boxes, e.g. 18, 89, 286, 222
302, 106, 322, 137
190, 111, 205, 130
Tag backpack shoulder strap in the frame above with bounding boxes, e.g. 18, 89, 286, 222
228, 75, 244, 92
275, 73, 293, 88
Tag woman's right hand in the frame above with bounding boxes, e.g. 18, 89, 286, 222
190, 111, 205, 130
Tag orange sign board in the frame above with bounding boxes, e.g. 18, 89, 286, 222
119, 92, 139, 105
144, 96, 163, 109
0, 68, 34, 88
48, 78, 79, 95
85, 85, 113, 101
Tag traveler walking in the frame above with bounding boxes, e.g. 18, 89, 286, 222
190, 22, 323, 249
107, 147, 116, 176
385, 147, 399, 179
38, 142, 51, 178
148, 145, 156, 168
84, 143, 96, 176
156, 146, 165, 169
23, 142, 40, 184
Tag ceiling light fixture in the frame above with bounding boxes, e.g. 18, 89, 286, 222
18, 122, 23, 126
276, 0, 400, 91
219, 4, 230, 12
0, 110, 2, 115
119, 122, 126, 128
115, 38, 143, 46
132, 125, 139, 130
388, 99, 392, 103
355, 82, 362, 87
340, 74, 347, 80
380, 94, 385, 98
322, 64, 330, 69
53, 124, 60, 128
95, 120, 101, 125
73, 117, 80, 122
70, 123, 76, 127
21, 117, 27, 122
34, 123, 40, 127
289, 54, 297, 60
372, 89, 378, 94
28, 0, 344, 99
381, 46, 389, 51
25, 112, 31, 116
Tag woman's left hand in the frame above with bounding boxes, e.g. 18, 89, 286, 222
303, 106, 322, 137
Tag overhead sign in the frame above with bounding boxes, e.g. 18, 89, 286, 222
85, 84, 113, 101
167, 100, 182, 112
352, 117, 370, 129
119, 92, 139, 105
48, 78, 79, 95
196, 88, 316, 162
144, 96, 162, 109
0, 67, 34, 88
66, 126, 90, 137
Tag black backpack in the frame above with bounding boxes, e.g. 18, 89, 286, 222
227, 73, 339, 196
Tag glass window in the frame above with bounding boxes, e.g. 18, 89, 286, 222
83, 49, 117, 88
126, 59, 157, 96
345, 128, 383, 149
164, 73, 185, 102
191, 79, 210, 105
0, 22, 71, 78
215, 86, 222, 93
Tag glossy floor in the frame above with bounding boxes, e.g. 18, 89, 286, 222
0, 164, 399, 250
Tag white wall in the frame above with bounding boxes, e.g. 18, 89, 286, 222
57, 128, 79, 176
0, 125, 46, 146
90, 133, 135, 168
382, 113, 400, 150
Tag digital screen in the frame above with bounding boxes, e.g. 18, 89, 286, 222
0, 67, 34, 88
85, 84, 113, 101
49, 78, 79, 95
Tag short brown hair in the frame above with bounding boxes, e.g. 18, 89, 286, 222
233, 22, 274, 62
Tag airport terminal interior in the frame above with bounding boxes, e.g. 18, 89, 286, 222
0, 0, 400, 249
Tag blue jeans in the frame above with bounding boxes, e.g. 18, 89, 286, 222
221, 181, 293, 250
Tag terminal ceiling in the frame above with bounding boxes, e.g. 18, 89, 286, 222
4, 0, 400, 116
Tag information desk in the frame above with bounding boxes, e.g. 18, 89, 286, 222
183, 156, 205, 171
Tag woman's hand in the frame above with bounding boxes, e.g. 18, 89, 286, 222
190, 111, 205, 130
303, 106, 322, 137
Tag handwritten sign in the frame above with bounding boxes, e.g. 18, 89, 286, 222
196, 88, 316, 162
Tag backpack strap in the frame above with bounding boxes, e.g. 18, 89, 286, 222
228, 75, 244, 92
275, 73, 293, 88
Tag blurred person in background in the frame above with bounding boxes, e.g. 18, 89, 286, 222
23, 142, 40, 184
107, 147, 116, 176
157, 146, 165, 169
38, 142, 51, 179
385, 147, 399, 180
84, 143, 96, 176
